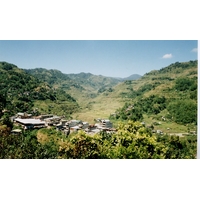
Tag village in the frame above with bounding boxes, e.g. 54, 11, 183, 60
11, 112, 116, 136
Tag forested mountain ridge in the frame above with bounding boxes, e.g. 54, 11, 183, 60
0, 62, 142, 120
24, 68, 141, 111
65, 72, 121, 92
0, 62, 79, 117
113, 60, 197, 100
25, 68, 141, 92
110, 60, 197, 129
24, 68, 71, 85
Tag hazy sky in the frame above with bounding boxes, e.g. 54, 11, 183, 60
0, 40, 198, 78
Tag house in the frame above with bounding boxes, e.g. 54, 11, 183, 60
14, 118, 46, 130
16, 112, 25, 118
44, 116, 61, 126
36, 114, 54, 120
70, 125, 81, 132
82, 122, 89, 129
85, 125, 100, 134
95, 119, 113, 129
16, 112, 32, 119
55, 120, 68, 130
60, 119, 67, 126
56, 124, 64, 131
90, 128, 100, 134
68, 120, 82, 127
10, 116, 16, 122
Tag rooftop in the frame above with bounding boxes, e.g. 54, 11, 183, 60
15, 118, 45, 125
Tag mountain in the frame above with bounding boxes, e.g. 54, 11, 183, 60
108, 60, 197, 132
24, 68, 71, 84
22, 60, 198, 129
110, 60, 197, 99
121, 74, 142, 81
65, 60, 197, 129
1, 60, 197, 133
65, 72, 123, 92
25, 69, 124, 92
24, 69, 124, 107
0, 62, 79, 117
23, 68, 142, 121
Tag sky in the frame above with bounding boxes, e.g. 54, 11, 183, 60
0, 40, 198, 78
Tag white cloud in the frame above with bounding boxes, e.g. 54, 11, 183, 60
162, 53, 172, 59
191, 48, 198, 52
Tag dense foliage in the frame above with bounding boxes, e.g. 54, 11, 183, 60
111, 102, 143, 121
25, 69, 122, 93
175, 77, 197, 92
0, 62, 79, 116
0, 129, 59, 159
111, 95, 166, 121
145, 60, 197, 75
167, 100, 197, 125
115, 61, 197, 126
0, 121, 197, 159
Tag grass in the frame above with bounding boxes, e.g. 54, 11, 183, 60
72, 95, 124, 124
33, 99, 78, 117
142, 114, 189, 134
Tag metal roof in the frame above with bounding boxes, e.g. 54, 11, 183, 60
15, 118, 45, 125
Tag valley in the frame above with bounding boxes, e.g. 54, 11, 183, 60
70, 61, 197, 135
1, 60, 197, 134
0, 60, 197, 159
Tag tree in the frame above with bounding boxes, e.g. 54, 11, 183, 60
167, 100, 197, 124
2, 116, 13, 130
175, 77, 196, 91
0, 93, 6, 117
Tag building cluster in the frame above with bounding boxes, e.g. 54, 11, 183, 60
11, 112, 116, 135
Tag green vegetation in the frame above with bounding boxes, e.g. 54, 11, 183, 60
0, 60, 197, 159
0, 62, 79, 117
0, 121, 197, 158
167, 100, 197, 125
25, 69, 122, 93
0, 128, 59, 159
110, 102, 143, 121
110, 60, 197, 130
175, 77, 197, 91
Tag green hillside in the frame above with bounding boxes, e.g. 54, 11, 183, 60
0, 62, 79, 117
1, 60, 197, 134
66, 72, 121, 92
109, 60, 197, 133
25, 68, 125, 111
24, 68, 142, 106
25, 68, 123, 91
